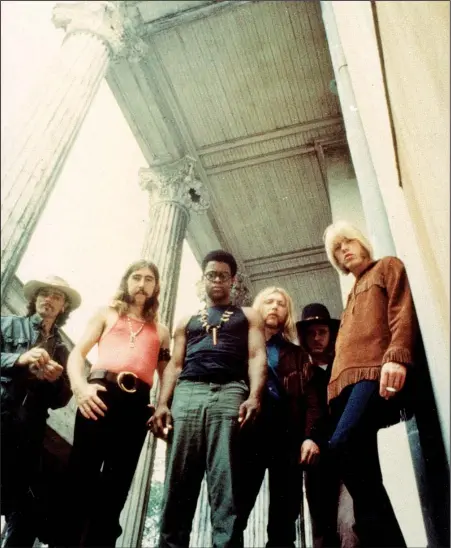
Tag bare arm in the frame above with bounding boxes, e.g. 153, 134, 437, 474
151, 316, 189, 439
68, 307, 109, 420
239, 307, 267, 425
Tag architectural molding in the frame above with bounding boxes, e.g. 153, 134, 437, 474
244, 246, 332, 282
132, 1, 250, 36
205, 144, 316, 175
198, 116, 344, 156
53, 1, 124, 55
204, 133, 347, 176
139, 156, 210, 215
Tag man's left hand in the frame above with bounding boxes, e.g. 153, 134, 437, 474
379, 361, 407, 399
238, 396, 261, 427
30, 360, 64, 382
299, 439, 320, 466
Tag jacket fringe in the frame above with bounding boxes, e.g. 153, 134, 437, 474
328, 366, 381, 402
382, 347, 413, 367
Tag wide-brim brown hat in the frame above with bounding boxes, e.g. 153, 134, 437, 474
23, 275, 82, 310
296, 303, 340, 332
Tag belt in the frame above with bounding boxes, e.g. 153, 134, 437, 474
181, 375, 244, 385
88, 369, 150, 394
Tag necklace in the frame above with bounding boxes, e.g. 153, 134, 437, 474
126, 315, 145, 348
199, 306, 234, 345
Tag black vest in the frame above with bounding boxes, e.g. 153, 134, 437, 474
180, 305, 249, 383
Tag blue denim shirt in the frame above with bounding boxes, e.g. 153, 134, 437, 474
1, 314, 71, 421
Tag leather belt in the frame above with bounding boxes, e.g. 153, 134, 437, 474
181, 375, 244, 385
88, 369, 150, 394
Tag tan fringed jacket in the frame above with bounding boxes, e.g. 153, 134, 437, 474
328, 256, 418, 403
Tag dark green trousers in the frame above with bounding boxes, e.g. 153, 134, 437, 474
159, 379, 248, 548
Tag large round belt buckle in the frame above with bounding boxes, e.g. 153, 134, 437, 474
117, 371, 138, 393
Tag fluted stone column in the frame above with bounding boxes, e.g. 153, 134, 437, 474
1, 1, 123, 296
117, 156, 210, 547
139, 156, 209, 327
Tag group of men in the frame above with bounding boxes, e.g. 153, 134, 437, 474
1, 220, 418, 548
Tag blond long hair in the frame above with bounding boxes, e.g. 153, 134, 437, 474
110, 260, 160, 323
323, 220, 374, 275
252, 286, 297, 342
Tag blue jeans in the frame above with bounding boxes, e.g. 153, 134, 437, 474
159, 380, 248, 548
329, 380, 406, 548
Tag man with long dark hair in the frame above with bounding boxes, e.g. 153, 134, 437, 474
61, 260, 170, 547
151, 250, 267, 548
297, 303, 358, 548
1, 275, 81, 547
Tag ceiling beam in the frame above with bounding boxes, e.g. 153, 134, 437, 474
198, 115, 343, 156
132, 1, 251, 36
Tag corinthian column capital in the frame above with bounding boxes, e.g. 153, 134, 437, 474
52, 1, 124, 55
139, 156, 210, 216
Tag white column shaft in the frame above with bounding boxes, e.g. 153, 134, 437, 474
1, 32, 110, 294
142, 202, 190, 329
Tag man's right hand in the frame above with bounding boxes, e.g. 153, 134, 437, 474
17, 347, 50, 367
73, 382, 108, 421
149, 404, 173, 440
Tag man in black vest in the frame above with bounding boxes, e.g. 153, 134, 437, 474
151, 250, 267, 548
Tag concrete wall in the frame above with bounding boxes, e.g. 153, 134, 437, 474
375, 1, 450, 322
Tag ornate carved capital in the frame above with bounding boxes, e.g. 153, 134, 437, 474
52, 1, 124, 55
139, 156, 210, 215
113, 3, 150, 64
231, 272, 253, 307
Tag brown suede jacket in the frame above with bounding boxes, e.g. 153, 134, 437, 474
328, 256, 418, 402
276, 338, 324, 447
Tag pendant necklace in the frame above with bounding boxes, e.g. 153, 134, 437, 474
127, 315, 145, 348
199, 306, 234, 345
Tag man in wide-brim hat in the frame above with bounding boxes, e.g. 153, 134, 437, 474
297, 303, 359, 548
1, 275, 81, 547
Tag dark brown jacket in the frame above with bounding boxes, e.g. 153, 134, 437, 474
276, 339, 324, 446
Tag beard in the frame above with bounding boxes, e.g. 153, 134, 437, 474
264, 314, 284, 330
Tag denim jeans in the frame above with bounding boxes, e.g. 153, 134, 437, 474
329, 381, 406, 548
159, 379, 248, 548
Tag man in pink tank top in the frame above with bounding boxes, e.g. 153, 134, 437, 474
58, 260, 170, 548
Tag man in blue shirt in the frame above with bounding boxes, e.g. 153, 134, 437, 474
239, 286, 323, 547
1, 275, 80, 547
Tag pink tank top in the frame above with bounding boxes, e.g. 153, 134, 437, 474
91, 315, 160, 387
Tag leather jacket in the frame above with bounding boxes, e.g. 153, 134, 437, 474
1, 314, 72, 429
271, 338, 324, 447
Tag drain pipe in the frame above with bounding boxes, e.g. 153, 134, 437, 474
320, 1, 396, 258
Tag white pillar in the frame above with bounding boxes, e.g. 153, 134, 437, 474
1, 1, 123, 296
117, 156, 210, 547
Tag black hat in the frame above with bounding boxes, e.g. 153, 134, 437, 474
296, 303, 340, 332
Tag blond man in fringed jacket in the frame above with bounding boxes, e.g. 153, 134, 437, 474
323, 220, 418, 548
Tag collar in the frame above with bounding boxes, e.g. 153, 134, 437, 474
30, 313, 57, 335
355, 259, 378, 280
267, 331, 285, 346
